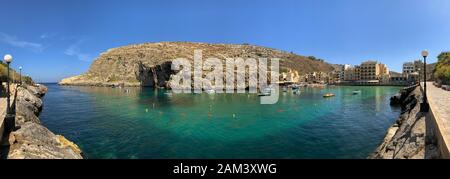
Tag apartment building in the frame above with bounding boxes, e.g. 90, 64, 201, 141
305, 72, 328, 84
342, 61, 389, 83
403, 62, 415, 74
343, 65, 360, 81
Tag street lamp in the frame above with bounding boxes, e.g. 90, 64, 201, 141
3, 54, 15, 132
19, 66, 22, 85
3, 54, 12, 114
420, 50, 429, 112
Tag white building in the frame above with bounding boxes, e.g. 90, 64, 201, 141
338, 64, 352, 82
403, 62, 415, 75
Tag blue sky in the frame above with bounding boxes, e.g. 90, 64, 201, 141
1, 0, 450, 82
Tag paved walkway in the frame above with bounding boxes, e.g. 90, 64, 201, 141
1, 84, 17, 141
424, 82, 450, 157
0, 98, 5, 119
1, 98, 6, 140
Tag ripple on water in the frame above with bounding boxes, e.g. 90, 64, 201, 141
40, 84, 402, 159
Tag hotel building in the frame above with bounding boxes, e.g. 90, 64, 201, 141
343, 61, 390, 84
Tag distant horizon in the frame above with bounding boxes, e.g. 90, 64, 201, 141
1, 0, 450, 82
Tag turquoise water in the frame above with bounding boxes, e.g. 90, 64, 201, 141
39, 84, 401, 159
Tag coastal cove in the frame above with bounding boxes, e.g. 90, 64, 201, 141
38, 84, 402, 159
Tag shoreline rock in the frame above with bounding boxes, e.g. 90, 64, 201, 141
369, 86, 440, 159
1, 84, 83, 159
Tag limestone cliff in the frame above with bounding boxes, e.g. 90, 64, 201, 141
369, 86, 439, 159
59, 42, 335, 87
1, 85, 83, 159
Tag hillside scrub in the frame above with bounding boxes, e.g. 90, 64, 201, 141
435, 52, 450, 85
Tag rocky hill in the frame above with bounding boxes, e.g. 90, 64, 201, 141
59, 42, 335, 87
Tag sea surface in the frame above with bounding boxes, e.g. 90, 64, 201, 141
39, 83, 402, 159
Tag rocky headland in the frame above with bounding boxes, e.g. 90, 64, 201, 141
369, 85, 439, 159
59, 42, 335, 88
1, 84, 83, 159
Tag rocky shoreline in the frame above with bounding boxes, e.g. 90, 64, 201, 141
369, 85, 440, 159
1, 84, 83, 159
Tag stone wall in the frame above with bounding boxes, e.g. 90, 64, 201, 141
369, 86, 440, 159
1, 84, 83, 159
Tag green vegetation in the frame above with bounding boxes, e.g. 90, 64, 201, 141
435, 52, 450, 85
0, 61, 33, 84
307, 56, 325, 62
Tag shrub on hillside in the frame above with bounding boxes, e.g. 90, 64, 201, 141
435, 52, 450, 85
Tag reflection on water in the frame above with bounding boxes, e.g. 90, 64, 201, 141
40, 84, 402, 159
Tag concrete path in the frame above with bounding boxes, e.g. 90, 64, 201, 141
424, 82, 450, 157
1, 84, 17, 141
425, 82, 450, 131
0, 98, 5, 120
0, 98, 6, 140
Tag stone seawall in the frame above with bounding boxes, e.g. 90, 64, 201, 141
1, 84, 83, 159
369, 86, 439, 159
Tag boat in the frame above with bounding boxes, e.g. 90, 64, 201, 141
293, 89, 300, 95
352, 90, 361, 95
323, 93, 335, 98
205, 89, 216, 94
164, 91, 173, 96
291, 84, 300, 90
258, 87, 273, 96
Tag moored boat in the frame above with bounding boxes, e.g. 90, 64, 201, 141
352, 90, 361, 95
323, 93, 335, 98
259, 86, 273, 96
205, 89, 216, 94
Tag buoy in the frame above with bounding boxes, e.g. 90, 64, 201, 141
233, 114, 236, 118
145, 108, 149, 113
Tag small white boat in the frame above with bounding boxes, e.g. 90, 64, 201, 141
352, 90, 361, 95
323, 93, 336, 98
205, 89, 216, 94
258, 87, 273, 96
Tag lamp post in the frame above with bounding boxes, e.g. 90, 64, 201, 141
420, 50, 429, 112
18, 66, 22, 85
3, 54, 12, 114
19, 66, 22, 85
3, 54, 16, 132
